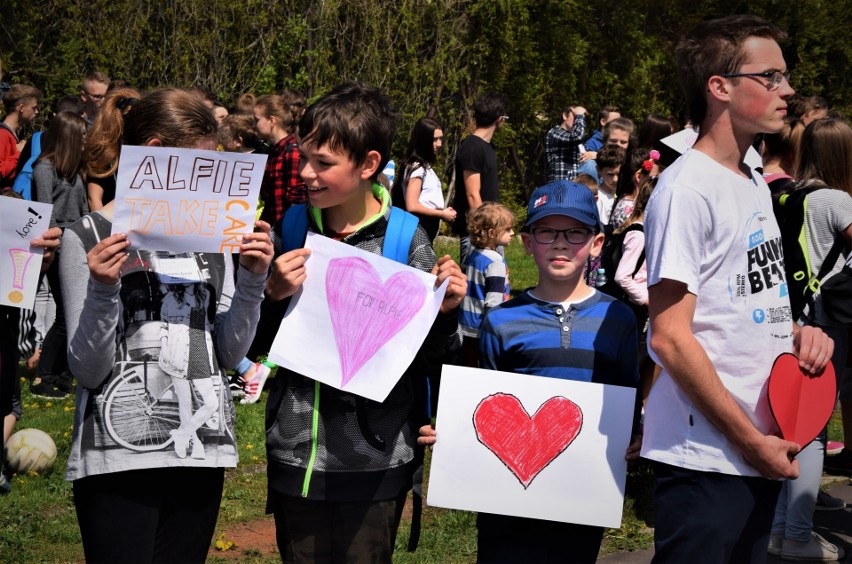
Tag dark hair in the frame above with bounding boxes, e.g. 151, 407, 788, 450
234, 93, 255, 115
473, 92, 508, 127
82, 70, 110, 89
615, 175, 659, 234
676, 15, 787, 125
638, 114, 673, 150
187, 85, 217, 106
392, 117, 442, 202
2, 84, 42, 112
762, 118, 804, 174
603, 117, 636, 143
255, 94, 299, 135
803, 95, 828, 114
218, 114, 258, 151
597, 105, 621, 124
53, 95, 84, 116
299, 81, 398, 177
36, 111, 88, 181
796, 118, 852, 195
596, 145, 626, 170
616, 148, 654, 199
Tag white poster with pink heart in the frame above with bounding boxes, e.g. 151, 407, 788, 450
427, 365, 636, 528
267, 232, 448, 402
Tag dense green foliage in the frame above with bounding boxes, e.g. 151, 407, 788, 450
1, 0, 849, 211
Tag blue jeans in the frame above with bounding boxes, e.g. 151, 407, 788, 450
771, 436, 825, 542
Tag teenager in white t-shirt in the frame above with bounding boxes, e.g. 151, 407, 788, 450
641, 16, 834, 563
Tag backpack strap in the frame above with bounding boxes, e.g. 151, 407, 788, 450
281, 204, 309, 253
810, 234, 846, 293
623, 224, 646, 278
382, 207, 419, 264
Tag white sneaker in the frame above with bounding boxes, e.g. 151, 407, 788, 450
241, 362, 272, 404
781, 532, 845, 561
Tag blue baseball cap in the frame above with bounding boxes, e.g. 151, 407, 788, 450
525, 180, 602, 231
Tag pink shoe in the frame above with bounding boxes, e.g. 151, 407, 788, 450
241, 362, 273, 404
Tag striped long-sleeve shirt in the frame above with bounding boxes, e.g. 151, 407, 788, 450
460, 248, 510, 338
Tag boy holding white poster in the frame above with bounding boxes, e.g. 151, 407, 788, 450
258, 82, 467, 563
421, 180, 641, 562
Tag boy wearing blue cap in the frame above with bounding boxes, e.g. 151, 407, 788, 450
421, 180, 641, 562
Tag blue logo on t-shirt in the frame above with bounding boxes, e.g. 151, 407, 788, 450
779, 281, 788, 298
752, 309, 766, 323
748, 230, 765, 250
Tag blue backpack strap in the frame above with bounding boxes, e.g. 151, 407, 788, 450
383, 207, 419, 264
12, 131, 42, 200
281, 204, 309, 253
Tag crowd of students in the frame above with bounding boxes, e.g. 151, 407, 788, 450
0, 12, 850, 564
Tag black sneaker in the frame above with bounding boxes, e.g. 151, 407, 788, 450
824, 448, 852, 476
29, 380, 69, 399
0, 472, 11, 495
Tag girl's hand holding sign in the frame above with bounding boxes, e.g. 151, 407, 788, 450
239, 220, 274, 275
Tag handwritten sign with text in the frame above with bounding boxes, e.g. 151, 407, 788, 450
0, 198, 53, 309
268, 233, 448, 402
112, 145, 267, 253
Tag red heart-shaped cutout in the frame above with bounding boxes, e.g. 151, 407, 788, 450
473, 393, 583, 488
768, 353, 836, 447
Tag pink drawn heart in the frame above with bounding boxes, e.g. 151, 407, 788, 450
473, 393, 583, 488
326, 257, 426, 387
768, 353, 836, 448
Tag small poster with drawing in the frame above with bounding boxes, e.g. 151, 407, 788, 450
427, 365, 636, 528
111, 145, 267, 253
267, 232, 448, 402
0, 198, 53, 309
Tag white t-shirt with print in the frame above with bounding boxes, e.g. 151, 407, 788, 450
641, 149, 794, 477
407, 164, 444, 210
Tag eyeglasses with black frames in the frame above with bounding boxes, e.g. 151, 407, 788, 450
720, 70, 791, 91
530, 227, 594, 245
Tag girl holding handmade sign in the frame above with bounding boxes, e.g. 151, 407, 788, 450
60, 88, 273, 563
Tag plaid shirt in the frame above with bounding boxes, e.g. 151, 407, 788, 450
260, 133, 306, 226
544, 115, 586, 181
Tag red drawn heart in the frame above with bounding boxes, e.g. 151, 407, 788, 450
473, 393, 583, 488
768, 353, 836, 448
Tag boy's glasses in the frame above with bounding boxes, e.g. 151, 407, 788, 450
530, 227, 593, 245
84, 90, 106, 101
720, 70, 791, 91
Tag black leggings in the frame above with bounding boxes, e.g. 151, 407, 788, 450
73, 467, 225, 563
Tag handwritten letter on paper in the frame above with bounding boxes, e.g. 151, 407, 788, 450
0, 199, 53, 309
268, 233, 447, 402
112, 145, 267, 253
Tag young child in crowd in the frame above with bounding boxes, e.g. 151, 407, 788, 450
609, 147, 660, 231
256, 81, 467, 563
421, 180, 641, 562
594, 144, 625, 226
459, 202, 514, 366
61, 88, 272, 562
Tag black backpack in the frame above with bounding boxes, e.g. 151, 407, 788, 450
598, 223, 645, 305
773, 185, 846, 323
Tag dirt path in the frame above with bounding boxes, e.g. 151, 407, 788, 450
209, 516, 279, 561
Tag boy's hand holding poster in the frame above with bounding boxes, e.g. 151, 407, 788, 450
268, 232, 448, 402
111, 145, 267, 252
0, 199, 53, 309
427, 365, 636, 528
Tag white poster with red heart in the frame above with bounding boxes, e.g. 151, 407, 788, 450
427, 365, 636, 528
267, 232, 448, 402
